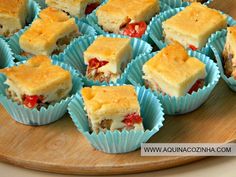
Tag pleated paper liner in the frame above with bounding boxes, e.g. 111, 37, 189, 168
86, 0, 172, 42
56, 34, 153, 86
210, 30, 236, 91
0, 0, 41, 41
124, 51, 220, 115
0, 61, 83, 126
163, 0, 213, 8
34, 0, 47, 9
68, 85, 165, 154
147, 7, 236, 57
0, 39, 15, 68
8, 19, 97, 62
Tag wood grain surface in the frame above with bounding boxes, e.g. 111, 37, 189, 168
0, 0, 236, 175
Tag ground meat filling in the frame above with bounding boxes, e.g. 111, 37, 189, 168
86, 58, 112, 82
6, 88, 49, 110
89, 113, 143, 133
144, 79, 205, 96
86, 70, 113, 83
222, 50, 236, 78
52, 31, 80, 55
100, 119, 113, 130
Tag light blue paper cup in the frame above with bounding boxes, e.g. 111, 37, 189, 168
86, 0, 171, 42
0, 61, 83, 126
56, 34, 153, 86
163, 0, 213, 8
68, 85, 165, 154
0, 0, 40, 41
8, 19, 97, 62
34, 0, 47, 9
210, 31, 236, 91
0, 39, 14, 68
124, 51, 220, 115
148, 7, 236, 57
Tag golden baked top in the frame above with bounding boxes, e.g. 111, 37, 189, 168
0, 55, 72, 95
19, 7, 78, 56
81, 85, 140, 116
227, 26, 236, 39
163, 3, 227, 38
0, 0, 27, 16
84, 36, 131, 63
39, 7, 70, 22
143, 42, 206, 85
97, 0, 158, 22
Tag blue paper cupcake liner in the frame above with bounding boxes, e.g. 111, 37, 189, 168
68, 85, 165, 154
34, 0, 47, 9
124, 51, 220, 115
0, 0, 40, 41
86, 0, 171, 42
0, 39, 15, 68
8, 19, 97, 62
210, 31, 236, 91
148, 7, 236, 57
163, 0, 213, 8
55, 34, 153, 86
0, 61, 83, 126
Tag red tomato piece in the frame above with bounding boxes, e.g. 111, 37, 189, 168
23, 95, 40, 109
88, 58, 108, 69
189, 44, 198, 51
188, 79, 204, 94
123, 113, 143, 127
85, 2, 100, 15
123, 21, 147, 38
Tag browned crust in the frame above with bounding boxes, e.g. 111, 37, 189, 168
222, 49, 236, 78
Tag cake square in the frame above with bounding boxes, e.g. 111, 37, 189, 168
84, 36, 132, 82
0, 0, 28, 37
19, 7, 79, 56
81, 85, 144, 133
223, 26, 236, 78
46, 0, 101, 18
0, 55, 72, 109
96, 0, 159, 34
162, 3, 227, 50
143, 42, 206, 97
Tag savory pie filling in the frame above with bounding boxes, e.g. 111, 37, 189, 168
144, 78, 205, 96
88, 112, 143, 133
21, 30, 80, 57
223, 42, 236, 78
86, 57, 128, 82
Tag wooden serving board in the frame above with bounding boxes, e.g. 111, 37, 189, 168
0, 0, 236, 175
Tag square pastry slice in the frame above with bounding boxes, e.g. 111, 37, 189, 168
0, 0, 28, 37
163, 3, 227, 50
46, 0, 101, 18
19, 7, 79, 56
0, 55, 72, 109
96, 0, 159, 37
223, 26, 236, 78
84, 36, 132, 82
143, 42, 206, 97
81, 85, 144, 133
